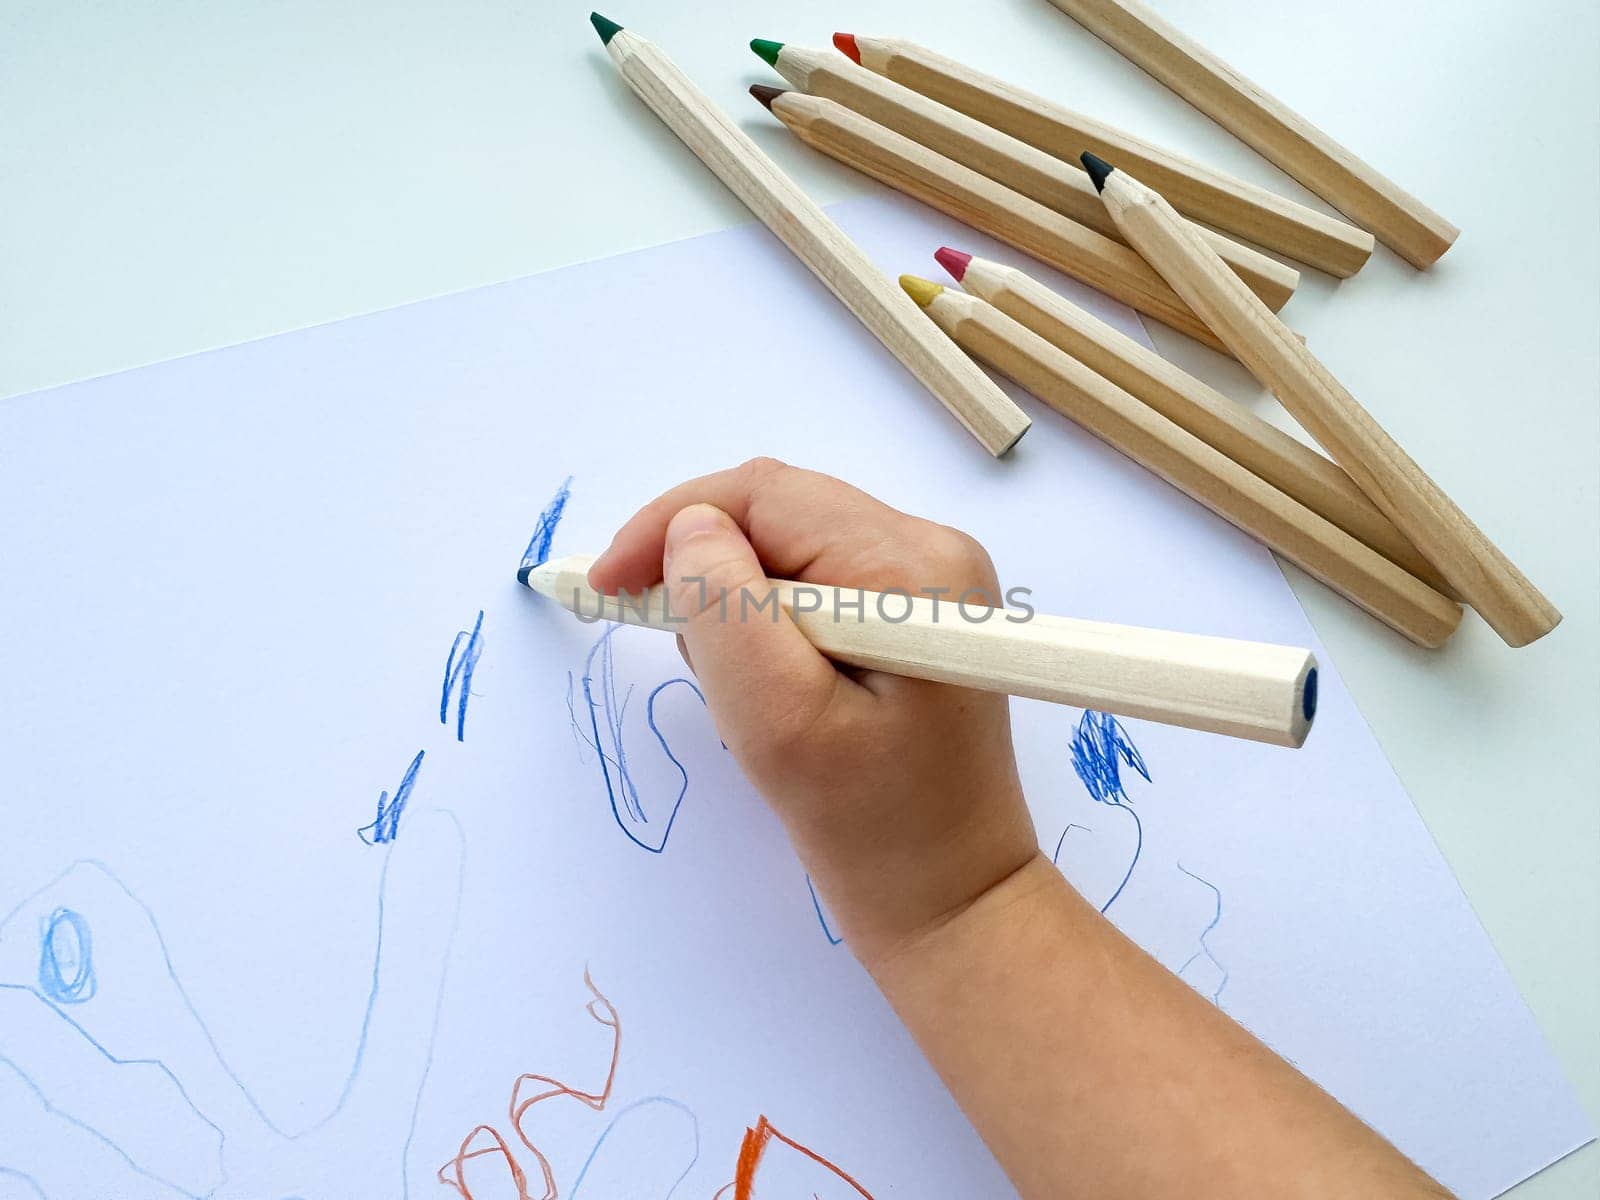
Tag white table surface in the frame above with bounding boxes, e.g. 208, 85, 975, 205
3, 2, 1595, 1194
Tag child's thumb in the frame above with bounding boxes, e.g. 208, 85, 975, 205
661, 504, 837, 743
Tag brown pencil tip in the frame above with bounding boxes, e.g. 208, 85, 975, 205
749, 83, 786, 111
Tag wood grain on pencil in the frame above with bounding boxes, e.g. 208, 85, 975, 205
753, 86, 1238, 354
1042, 0, 1457, 267
526, 554, 1319, 746
834, 33, 1373, 277
757, 40, 1297, 306
1091, 163, 1554, 645
591, 16, 1029, 455
901, 276, 1462, 648
938, 250, 1453, 595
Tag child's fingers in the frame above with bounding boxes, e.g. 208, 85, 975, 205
588, 458, 1000, 601
660, 504, 851, 755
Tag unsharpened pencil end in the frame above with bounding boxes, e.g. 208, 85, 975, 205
934, 246, 972, 283
750, 38, 783, 67
832, 32, 861, 63
749, 83, 785, 111
1080, 151, 1114, 193
899, 275, 944, 309
589, 12, 622, 45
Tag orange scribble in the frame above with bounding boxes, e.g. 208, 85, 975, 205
437, 1123, 531, 1200
733, 1115, 877, 1200
508, 968, 623, 1200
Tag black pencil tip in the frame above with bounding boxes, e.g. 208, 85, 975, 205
590, 12, 623, 45
749, 83, 786, 111
1080, 151, 1114, 193
517, 563, 534, 586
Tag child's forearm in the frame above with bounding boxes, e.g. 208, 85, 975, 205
864, 854, 1454, 1200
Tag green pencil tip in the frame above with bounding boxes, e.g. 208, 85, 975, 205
590, 12, 623, 45
750, 38, 783, 67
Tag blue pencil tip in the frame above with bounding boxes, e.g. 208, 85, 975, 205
1302, 668, 1318, 722
517, 564, 534, 586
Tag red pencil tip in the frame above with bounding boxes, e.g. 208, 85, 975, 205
833, 32, 861, 63
749, 84, 786, 112
934, 246, 972, 282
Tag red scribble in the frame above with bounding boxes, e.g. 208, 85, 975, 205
509, 968, 623, 1200
437, 1123, 531, 1200
733, 1115, 877, 1200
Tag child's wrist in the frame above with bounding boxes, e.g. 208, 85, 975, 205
854, 852, 1069, 980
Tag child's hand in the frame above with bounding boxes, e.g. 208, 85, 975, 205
587, 458, 1040, 964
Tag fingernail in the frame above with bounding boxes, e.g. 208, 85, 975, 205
664, 504, 730, 555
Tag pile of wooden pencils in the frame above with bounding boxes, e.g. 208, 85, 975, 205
592, 6, 1559, 651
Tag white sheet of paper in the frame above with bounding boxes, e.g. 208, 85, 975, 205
0, 193, 1589, 1199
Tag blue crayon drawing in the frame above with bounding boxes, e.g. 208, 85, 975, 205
360, 750, 425, 846
1176, 862, 1229, 1006
1067, 711, 1150, 913
37, 910, 95, 1006
568, 625, 707, 855
570, 1096, 700, 1199
0, 1167, 47, 1200
806, 877, 844, 947
520, 475, 574, 573
440, 611, 485, 742
0, 809, 465, 1198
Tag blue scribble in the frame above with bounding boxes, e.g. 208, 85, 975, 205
0, 809, 465, 1198
1050, 823, 1092, 867
806, 877, 843, 946
37, 910, 95, 1006
569, 626, 707, 854
0, 1167, 47, 1199
0, 1054, 174, 1197
569, 1096, 699, 1200
440, 611, 485, 742
359, 750, 424, 846
520, 475, 574, 572
1067, 710, 1150, 913
1176, 862, 1229, 1006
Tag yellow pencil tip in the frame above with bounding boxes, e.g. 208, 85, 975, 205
899, 275, 943, 309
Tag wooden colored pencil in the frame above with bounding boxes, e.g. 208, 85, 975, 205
753, 39, 1298, 307
1043, 1, 1457, 267
833, 33, 1374, 277
588, 14, 1029, 456
1087, 158, 1555, 645
900, 276, 1463, 649
936, 248, 1453, 595
523, 553, 1319, 747
752, 86, 1236, 354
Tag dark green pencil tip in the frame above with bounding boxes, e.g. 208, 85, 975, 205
590, 12, 623, 45
751, 38, 783, 67
1080, 151, 1114, 192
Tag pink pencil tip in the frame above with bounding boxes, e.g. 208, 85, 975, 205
934, 246, 972, 282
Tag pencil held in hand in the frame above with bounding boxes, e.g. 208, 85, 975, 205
589, 14, 1029, 456
1085, 156, 1557, 646
522, 554, 1320, 747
